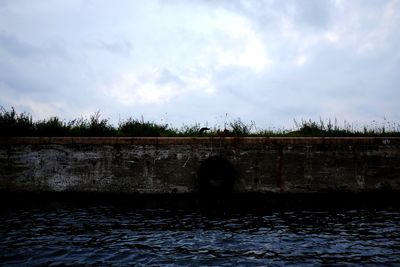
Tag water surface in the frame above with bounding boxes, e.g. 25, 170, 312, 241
1, 204, 399, 266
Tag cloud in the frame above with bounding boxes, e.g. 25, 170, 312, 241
103, 68, 215, 106
89, 40, 133, 56
0, 0, 399, 129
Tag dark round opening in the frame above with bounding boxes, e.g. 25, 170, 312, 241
197, 156, 236, 194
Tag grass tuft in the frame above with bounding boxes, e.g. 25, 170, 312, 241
1, 107, 399, 137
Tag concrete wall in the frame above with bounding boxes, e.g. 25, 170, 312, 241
1, 137, 399, 194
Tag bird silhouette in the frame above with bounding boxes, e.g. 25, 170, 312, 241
199, 127, 210, 135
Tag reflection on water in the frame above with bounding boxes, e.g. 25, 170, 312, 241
1, 204, 400, 266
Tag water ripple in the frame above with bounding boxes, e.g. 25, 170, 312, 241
1, 206, 400, 265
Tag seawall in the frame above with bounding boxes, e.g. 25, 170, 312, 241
1, 137, 399, 195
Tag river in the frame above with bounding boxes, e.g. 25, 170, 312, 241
1, 201, 399, 266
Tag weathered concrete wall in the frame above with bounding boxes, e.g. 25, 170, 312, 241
1, 137, 399, 193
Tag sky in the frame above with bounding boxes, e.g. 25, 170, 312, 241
1, 0, 399, 130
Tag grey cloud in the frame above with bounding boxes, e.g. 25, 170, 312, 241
90, 39, 134, 56
155, 69, 185, 87
200, 0, 335, 31
288, 0, 334, 30
0, 32, 44, 58
0, 31, 66, 58
203, 32, 399, 125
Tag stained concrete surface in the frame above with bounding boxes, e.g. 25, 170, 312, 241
0, 137, 399, 194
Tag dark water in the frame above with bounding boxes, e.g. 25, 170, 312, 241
1, 204, 400, 266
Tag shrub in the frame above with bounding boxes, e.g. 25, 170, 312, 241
35, 117, 69, 136
118, 117, 170, 137
0, 107, 34, 136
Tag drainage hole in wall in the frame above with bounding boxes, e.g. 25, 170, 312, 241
197, 156, 235, 194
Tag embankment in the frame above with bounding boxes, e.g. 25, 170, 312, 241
1, 137, 399, 195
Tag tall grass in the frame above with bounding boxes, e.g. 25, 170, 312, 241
0, 107, 34, 136
1, 107, 399, 137
118, 117, 172, 137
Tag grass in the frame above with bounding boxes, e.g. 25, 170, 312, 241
1, 107, 399, 137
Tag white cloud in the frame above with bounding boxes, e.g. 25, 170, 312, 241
323, 32, 339, 43
103, 68, 215, 106
295, 55, 308, 66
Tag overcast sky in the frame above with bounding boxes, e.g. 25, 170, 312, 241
1, 0, 399, 130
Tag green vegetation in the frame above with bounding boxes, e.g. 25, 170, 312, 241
1, 107, 399, 137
